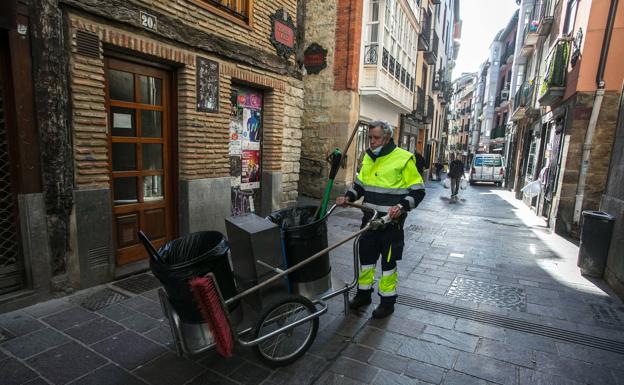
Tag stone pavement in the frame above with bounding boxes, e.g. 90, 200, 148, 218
2, 178, 624, 385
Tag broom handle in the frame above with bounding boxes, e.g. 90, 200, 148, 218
225, 202, 376, 305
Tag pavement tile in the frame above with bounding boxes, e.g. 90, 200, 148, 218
534, 350, 617, 385
185, 369, 239, 385
0, 311, 45, 337
41, 307, 99, 331
96, 303, 140, 322
67, 364, 147, 385
397, 339, 459, 369
0, 357, 39, 385
121, 295, 155, 310
123, 312, 163, 333
405, 359, 446, 384
372, 368, 422, 385
199, 349, 247, 375
143, 325, 175, 350
368, 314, 426, 338
92, 330, 166, 370
341, 343, 374, 362
555, 342, 624, 371
504, 330, 557, 354
442, 370, 489, 385
228, 361, 272, 385
314, 371, 368, 385
354, 326, 405, 353
518, 367, 585, 385
476, 338, 534, 368
405, 308, 456, 330
266, 353, 326, 384
133, 300, 164, 320
64, 317, 125, 345
0, 327, 69, 359
23, 378, 50, 385
329, 356, 379, 383
369, 350, 408, 374
23, 299, 75, 319
133, 352, 205, 385
453, 352, 518, 385
307, 327, 350, 360
0, 348, 7, 361
453, 319, 506, 341
140, 289, 161, 302
420, 325, 480, 352
26, 342, 107, 385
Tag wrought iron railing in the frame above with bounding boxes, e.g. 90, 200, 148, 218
540, 40, 570, 95
382, 48, 389, 69
364, 44, 378, 65
415, 86, 425, 115
513, 80, 535, 111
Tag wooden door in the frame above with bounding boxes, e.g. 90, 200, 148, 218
105, 58, 173, 266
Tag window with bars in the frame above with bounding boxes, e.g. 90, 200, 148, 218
204, 0, 252, 23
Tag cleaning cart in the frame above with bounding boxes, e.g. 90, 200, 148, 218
139, 202, 389, 367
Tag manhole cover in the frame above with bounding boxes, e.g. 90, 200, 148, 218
112, 273, 161, 294
445, 277, 527, 312
590, 304, 624, 325
71, 288, 130, 311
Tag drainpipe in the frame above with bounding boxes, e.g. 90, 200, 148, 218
572, 0, 618, 226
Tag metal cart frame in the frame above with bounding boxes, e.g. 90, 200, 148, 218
150, 203, 386, 366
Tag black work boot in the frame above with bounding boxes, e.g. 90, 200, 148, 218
349, 289, 372, 310
372, 303, 395, 319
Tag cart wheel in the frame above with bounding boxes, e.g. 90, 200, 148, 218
252, 294, 319, 367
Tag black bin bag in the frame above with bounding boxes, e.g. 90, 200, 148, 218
150, 231, 237, 324
268, 206, 331, 283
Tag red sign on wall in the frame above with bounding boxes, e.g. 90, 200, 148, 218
274, 21, 294, 48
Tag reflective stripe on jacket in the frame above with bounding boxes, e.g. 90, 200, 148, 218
357, 147, 424, 213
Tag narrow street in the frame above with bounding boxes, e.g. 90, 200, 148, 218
2, 179, 623, 385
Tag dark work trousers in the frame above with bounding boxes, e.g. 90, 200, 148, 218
451, 177, 461, 196
358, 223, 405, 304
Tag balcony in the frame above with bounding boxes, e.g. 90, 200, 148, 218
521, 22, 539, 56
418, 9, 432, 51
364, 44, 378, 65
424, 95, 434, 124
504, 41, 515, 64
511, 80, 536, 121
536, 0, 554, 36
424, 32, 439, 65
414, 86, 426, 117
539, 40, 570, 106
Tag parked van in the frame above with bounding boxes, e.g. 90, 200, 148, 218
469, 154, 504, 186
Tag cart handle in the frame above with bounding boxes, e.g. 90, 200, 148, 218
224, 204, 382, 306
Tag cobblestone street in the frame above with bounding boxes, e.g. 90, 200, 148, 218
2, 180, 624, 385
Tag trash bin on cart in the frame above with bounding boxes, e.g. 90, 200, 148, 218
150, 231, 238, 323
268, 205, 332, 298
577, 211, 616, 277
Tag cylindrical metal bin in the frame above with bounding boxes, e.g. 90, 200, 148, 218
577, 211, 616, 277
268, 206, 332, 298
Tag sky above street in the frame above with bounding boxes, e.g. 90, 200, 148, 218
453, 0, 520, 79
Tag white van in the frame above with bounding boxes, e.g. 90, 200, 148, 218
469, 154, 504, 186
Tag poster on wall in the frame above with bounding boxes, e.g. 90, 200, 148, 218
229, 86, 263, 215
196, 57, 219, 113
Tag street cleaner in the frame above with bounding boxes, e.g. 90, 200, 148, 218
336, 121, 425, 319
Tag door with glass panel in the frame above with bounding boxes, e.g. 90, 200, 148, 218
105, 58, 173, 266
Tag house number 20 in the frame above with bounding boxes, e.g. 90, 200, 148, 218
140, 11, 157, 31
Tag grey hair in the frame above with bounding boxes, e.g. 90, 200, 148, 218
369, 120, 394, 138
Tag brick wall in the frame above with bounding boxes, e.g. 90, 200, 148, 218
333, 0, 363, 91
300, 0, 360, 198
69, 13, 302, 204
131, 0, 298, 64
556, 91, 619, 236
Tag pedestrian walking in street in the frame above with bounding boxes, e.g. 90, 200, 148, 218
414, 151, 428, 176
336, 120, 425, 319
447, 155, 464, 202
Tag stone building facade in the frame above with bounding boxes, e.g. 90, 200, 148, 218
0, 0, 305, 310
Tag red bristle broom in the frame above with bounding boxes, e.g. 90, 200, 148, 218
189, 275, 234, 357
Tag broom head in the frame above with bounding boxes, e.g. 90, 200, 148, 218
189, 275, 234, 357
